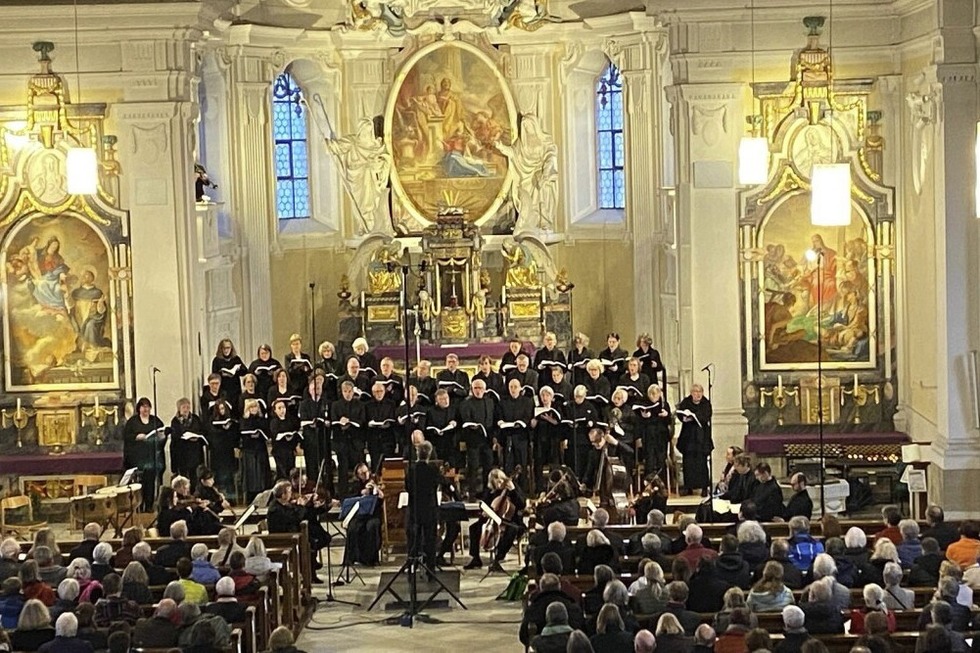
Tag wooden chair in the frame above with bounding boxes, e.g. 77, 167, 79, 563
74, 474, 108, 496
0, 495, 48, 540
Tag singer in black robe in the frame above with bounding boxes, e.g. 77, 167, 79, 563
315, 342, 344, 403
496, 379, 535, 486
397, 386, 428, 452
533, 333, 567, 388
123, 397, 166, 512
615, 358, 650, 407
240, 401, 272, 502
424, 391, 458, 465
375, 358, 405, 405
267, 369, 301, 418
269, 400, 300, 481
436, 354, 470, 403
212, 339, 246, 408
331, 383, 366, 496
676, 385, 713, 496
633, 386, 672, 480
597, 333, 630, 388
365, 384, 398, 469
408, 361, 438, 406
499, 338, 526, 375
473, 355, 506, 403
505, 356, 538, 399
338, 357, 373, 402
170, 401, 206, 481
634, 334, 666, 390
567, 334, 594, 388
351, 337, 378, 379
543, 367, 574, 407
583, 366, 612, 420
284, 335, 313, 394
299, 373, 330, 486
533, 389, 565, 474
208, 401, 240, 492
200, 375, 230, 417
248, 345, 282, 405
563, 392, 598, 481
456, 380, 495, 496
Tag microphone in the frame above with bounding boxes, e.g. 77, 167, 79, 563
151, 366, 161, 373
700, 363, 713, 372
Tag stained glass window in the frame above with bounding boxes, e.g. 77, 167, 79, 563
596, 63, 625, 210
272, 72, 310, 221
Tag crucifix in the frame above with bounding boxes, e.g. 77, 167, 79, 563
445, 265, 463, 309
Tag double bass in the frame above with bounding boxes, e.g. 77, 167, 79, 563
480, 466, 522, 552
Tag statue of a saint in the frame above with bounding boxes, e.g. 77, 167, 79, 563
495, 115, 558, 233
502, 239, 539, 288
326, 118, 394, 236
417, 289, 438, 338
468, 287, 488, 323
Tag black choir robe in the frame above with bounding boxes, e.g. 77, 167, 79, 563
200, 388, 231, 418
615, 372, 651, 405
284, 352, 314, 394
248, 357, 282, 405
544, 378, 574, 407
436, 369, 471, 403
596, 346, 630, 387
633, 399, 672, 467
212, 355, 246, 405
506, 368, 539, 399
207, 411, 240, 485
532, 404, 566, 463
365, 398, 399, 460
533, 347, 567, 386
495, 395, 535, 443
375, 372, 405, 405
353, 352, 379, 379
123, 415, 166, 479
315, 357, 343, 402
675, 395, 713, 491
331, 397, 367, 475
751, 478, 785, 522
582, 376, 612, 418
473, 370, 506, 403
240, 414, 271, 496
500, 349, 525, 375
456, 396, 495, 446
408, 375, 438, 406
267, 385, 301, 418
169, 413, 206, 480
633, 346, 666, 389
397, 400, 428, 441
424, 403, 458, 458
299, 389, 330, 478
567, 347, 594, 388
237, 391, 267, 421
337, 372, 373, 402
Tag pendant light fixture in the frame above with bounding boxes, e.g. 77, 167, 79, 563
66, 0, 97, 195
738, 0, 769, 185
810, 0, 851, 226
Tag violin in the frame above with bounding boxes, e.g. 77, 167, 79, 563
480, 466, 522, 552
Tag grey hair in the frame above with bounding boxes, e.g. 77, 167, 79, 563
592, 508, 610, 529
155, 598, 177, 619
788, 515, 810, 534
603, 579, 629, 607
863, 583, 886, 610
93, 542, 113, 564
899, 519, 920, 540
641, 533, 662, 554
191, 543, 209, 560
737, 520, 766, 544
782, 604, 805, 629
844, 526, 867, 549
83, 523, 102, 541
809, 576, 834, 602
882, 562, 903, 586
547, 521, 566, 542
0, 538, 19, 560
170, 520, 188, 539
684, 523, 703, 544
545, 600, 569, 625
938, 577, 959, 602
33, 545, 53, 566
872, 539, 900, 564
132, 541, 152, 561
646, 509, 665, 527
587, 529, 610, 547
68, 558, 92, 581
55, 611, 79, 637
811, 553, 838, 579
694, 623, 717, 645
58, 578, 80, 601
163, 580, 185, 603
216, 576, 235, 596
178, 601, 201, 623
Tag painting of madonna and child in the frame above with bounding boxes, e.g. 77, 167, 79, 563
2, 213, 119, 390
758, 193, 878, 369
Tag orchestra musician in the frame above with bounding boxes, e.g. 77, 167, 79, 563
597, 332, 630, 388
634, 384, 672, 482
169, 397, 206, 481
270, 399, 301, 481
123, 397, 167, 512
563, 385, 598, 481
351, 337, 378, 379
715, 446, 744, 495
497, 378, 535, 488
212, 339, 246, 408
456, 379, 495, 498
506, 354, 538, 400
366, 381, 398, 467
567, 332, 594, 388
196, 468, 232, 517
267, 480, 331, 583
535, 466, 581, 528
240, 399, 272, 502
435, 453, 464, 567
533, 332, 567, 387
345, 463, 384, 566
633, 333, 666, 390
630, 473, 669, 520
288, 467, 333, 551
248, 344, 281, 406
463, 468, 526, 572
583, 360, 612, 419
331, 381, 366, 497
284, 334, 313, 395
299, 372, 330, 486
408, 360, 438, 406
207, 400, 240, 494
437, 353, 470, 404
676, 383, 713, 497
473, 354, 505, 403
315, 341, 343, 403
532, 386, 565, 476
376, 357, 404, 405
406, 440, 441, 570
425, 389, 458, 466
155, 487, 183, 538
607, 390, 637, 479
171, 474, 220, 536
583, 427, 634, 493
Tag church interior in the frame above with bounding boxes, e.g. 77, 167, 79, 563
0, 0, 978, 651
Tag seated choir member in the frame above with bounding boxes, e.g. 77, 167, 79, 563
169, 398, 206, 481
123, 397, 167, 512
247, 344, 281, 404
408, 360, 438, 406
267, 480, 330, 583
568, 332, 594, 388
634, 384, 672, 481
344, 463, 384, 566
269, 399, 301, 481
331, 380, 366, 497
464, 468, 526, 572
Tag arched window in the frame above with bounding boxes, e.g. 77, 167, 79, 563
595, 63, 625, 210
271, 72, 310, 221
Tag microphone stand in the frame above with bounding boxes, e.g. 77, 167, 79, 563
151, 366, 161, 513
704, 364, 714, 517
309, 282, 317, 351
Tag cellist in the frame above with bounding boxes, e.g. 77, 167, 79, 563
463, 468, 525, 572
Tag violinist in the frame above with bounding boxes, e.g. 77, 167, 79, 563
631, 473, 669, 521
534, 466, 580, 528
169, 397, 206, 481
345, 463, 383, 566
240, 399, 271, 503
533, 386, 565, 473
406, 440, 441, 570
267, 480, 330, 583
463, 468, 526, 572
170, 475, 219, 536
196, 468, 232, 515
408, 360, 438, 406
563, 386, 598, 481
633, 384, 672, 482
155, 487, 183, 539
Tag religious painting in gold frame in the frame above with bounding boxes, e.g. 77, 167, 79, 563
385, 40, 517, 227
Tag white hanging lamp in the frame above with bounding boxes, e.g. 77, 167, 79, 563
66, 0, 97, 195
738, 0, 769, 185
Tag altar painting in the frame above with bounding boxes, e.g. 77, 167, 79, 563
386, 40, 517, 225
758, 192, 876, 369
2, 213, 118, 390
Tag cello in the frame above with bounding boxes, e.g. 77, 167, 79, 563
480, 466, 523, 552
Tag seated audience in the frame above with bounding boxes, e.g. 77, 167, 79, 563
10, 598, 56, 652
536, 553, 581, 605
268, 624, 308, 653
747, 560, 794, 612
787, 516, 824, 571
653, 612, 694, 653
757, 539, 804, 589
897, 518, 924, 569
627, 509, 672, 556
921, 505, 959, 551
155, 520, 193, 567
19, 561, 54, 606
120, 561, 153, 605
94, 573, 141, 626
0, 577, 24, 629
692, 624, 716, 653
881, 561, 914, 611
939, 560, 974, 607
736, 520, 769, 568
133, 598, 179, 648
228, 551, 261, 600
534, 521, 573, 575
74, 602, 107, 652
860, 611, 898, 652
111, 527, 143, 569
106, 630, 130, 653
26, 529, 62, 566
210, 526, 246, 568
33, 546, 66, 588
670, 517, 696, 555
715, 534, 751, 590
67, 558, 103, 603
590, 603, 635, 653
866, 538, 901, 586
946, 520, 980, 571
655, 581, 700, 636
687, 558, 731, 613
163, 579, 185, 604
244, 536, 279, 581
638, 533, 672, 571
918, 577, 973, 631
581, 508, 625, 555
583, 565, 615, 620
744, 628, 774, 653
806, 553, 851, 608
37, 613, 92, 653
519, 573, 585, 646
68, 524, 102, 562
132, 541, 176, 586
713, 587, 758, 633
183, 618, 225, 653
176, 601, 231, 649
634, 629, 656, 653
49, 578, 79, 622
874, 505, 902, 545
850, 583, 896, 634
773, 605, 811, 653
909, 537, 943, 587
630, 562, 667, 615
600, 580, 639, 636
577, 529, 618, 575
676, 523, 717, 570
915, 623, 954, 653
799, 576, 845, 634
203, 577, 248, 623
91, 542, 114, 582
0, 538, 21, 581
566, 629, 594, 653
713, 607, 751, 653
190, 543, 221, 585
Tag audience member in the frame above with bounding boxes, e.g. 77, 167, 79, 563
747, 560, 794, 612
91, 543, 114, 582
736, 520, 769, 568
939, 560, 974, 607
210, 527, 246, 568
759, 539, 804, 589
918, 578, 972, 631
67, 558, 103, 603
676, 524, 718, 570
0, 538, 21, 581
946, 520, 980, 571
228, 551, 261, 600
627, 510, 672, 556
577, 529, 618, 576
0, 577, 24, 629
714, 534, 751, 589
653, 612, 694, 653
204, 576, 248, 624
787, 516, 824, 571
634, 628, 657, 653
866, 539, 901, 586
120, 561, 154, 605
176, 601, 231, 649
520, 573, 586, 645
744, 627, 773, 653
188, 543, 221, 585
268, 624, 307, 653
687, 558, 731, 613
68, 524, 102, 562
163, 579, 186, 604
133, 598, 179, 648
529, 601, 574, 653
670, 517, 696, 555
18, 561, 54, 606
155, 520, 193, 567
94, 573, 141, 626
601, 580, 639, 636
590, 603, 634, 653
807, 553, 851, 608
630, 562, 667, 615
713, 587, 758, 633
183, 618, 225, 653
881, 561, 914, 611
915, 623, 953, 653
850, 583, 896, 634
534, 522, 574, 575
655, 581, 700, 636
897, 519, 923, 569
74, 602, 107, 651
823, 537, 858, 588
111, 527, 143, 568
26, 529, 62, 567
713, 607, 751, 653
10, 598, 55, 651
132, 541, 176, 586
773, 605, 811, 653
567, 629, 595, 653
800, 577, 844, 634
921, 505, 959, 551
909, 537, 943, 587
33, 546, 66, 588
244, 536, 279, 582
691, 624, 716, 653
106, 630, 131, 653
916, 602, 968, 652
49, 578, 79, 622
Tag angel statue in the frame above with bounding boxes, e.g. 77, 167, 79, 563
326, 117, 394, 236
495, 114, 558, 234
367, 245, 402, 294
501, 239, 539, 288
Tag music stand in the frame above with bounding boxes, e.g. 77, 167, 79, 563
334, 502, 365, 587
320, 505, 360, 607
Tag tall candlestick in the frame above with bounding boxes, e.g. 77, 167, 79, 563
853, 373, 859, 389
95, 395, 100, 410
777, 375, 783, 393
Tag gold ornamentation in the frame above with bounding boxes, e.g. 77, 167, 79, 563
367, 245, 403, 294
501, 239, 538, 288
367, 305, 400, 323
509, 301, 541, 319
441, 307, 469, 339
36, 408, 76, 452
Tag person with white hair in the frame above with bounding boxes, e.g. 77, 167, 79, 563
0, 537, 22, 581
850, 583, 895, 635
774, 605, 811, 652
68, 523, 102, 563
37, 611, 90, 653
866, 538, 901, 586
91, 542, 114, 582
154, 520, 192, 567
133, 598, 179, 648
736, 520, 768, 567
627, 508, 672, 556
577, 529, 617, 575
132, 541, 176, 586
897, 518, 923, 568
677, 523, 718, 570
203, 576, 247, 624
634, 628, 656, 653
808, 553, 851, 608
882, 561, 914, 611
692, 624, 716, 652
189, 543, 220, 585
49, 578, 79, 623
799, 576, 845, 634
533, 521, 573, 575
67, 558, 103, 603
519, 573, 586, 646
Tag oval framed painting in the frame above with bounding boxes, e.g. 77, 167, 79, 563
385, 40, 517, 227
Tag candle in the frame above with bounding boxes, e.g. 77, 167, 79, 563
502, 286, 507, 304
95, 395, 100, 411
541, 286, 546, 304
360, 291, 366, 308
16, 398, 21, 413
777, 375, 783, 393
853, 373, 859, 389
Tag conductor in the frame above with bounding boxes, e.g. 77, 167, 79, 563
406, 439, 441, 570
